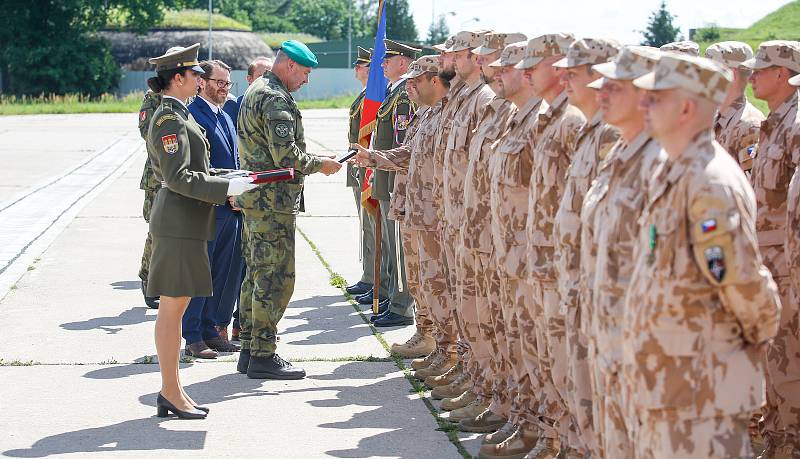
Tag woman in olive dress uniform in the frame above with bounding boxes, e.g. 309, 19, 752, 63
145, 44, 256, 419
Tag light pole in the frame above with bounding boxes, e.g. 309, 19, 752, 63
208, 0, 213, 60
348, 0, 352, 68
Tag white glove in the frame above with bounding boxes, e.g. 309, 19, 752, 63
227, 176, 257, 196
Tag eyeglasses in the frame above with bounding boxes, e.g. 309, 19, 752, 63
205, 78, 233, 89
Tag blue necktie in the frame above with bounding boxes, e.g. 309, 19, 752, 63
215, 111, 238, 169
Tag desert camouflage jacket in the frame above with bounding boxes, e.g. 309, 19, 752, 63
714, 95, 764, 172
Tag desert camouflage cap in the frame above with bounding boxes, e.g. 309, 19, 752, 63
473, 33, 528, 56
433, 35, 456, 53
489, 41, 528, 67
402, 56, 440, 79
741, 40, 800, 73
633, 53, 732, 105
514, 33, 575, 69
704, 41, 754, 69
660, 41, 700, 56
449, 30, 493, 52
149, 43, 204, 73
588, 45, 661, 88
553, 38, 621, 69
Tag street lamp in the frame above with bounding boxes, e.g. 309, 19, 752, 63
208, 0, 213, 60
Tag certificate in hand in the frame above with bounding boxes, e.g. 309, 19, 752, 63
217, 168, 295, 184
337, 148, 358, 163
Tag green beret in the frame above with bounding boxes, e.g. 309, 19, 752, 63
281, 40, 319, 68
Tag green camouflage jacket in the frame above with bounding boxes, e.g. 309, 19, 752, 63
138, 90, 162, 192
237, 71, 323, 215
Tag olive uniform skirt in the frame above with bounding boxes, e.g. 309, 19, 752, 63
146, 236, 212, 298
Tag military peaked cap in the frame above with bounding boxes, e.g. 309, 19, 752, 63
149, 43, 204, 73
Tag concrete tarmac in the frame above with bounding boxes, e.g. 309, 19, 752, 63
0, 110, 483, 458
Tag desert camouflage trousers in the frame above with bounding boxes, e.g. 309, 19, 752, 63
138, 189, 156, 283
504, 276, 539, 428
763, 245, 800, 449
590, 349, 634, 459
457, 243, 498, 404
415, 229, 457, 351
483, 256, 512, 418
443, 226, 470, 361
238, 212, 296, 358
565, 303, 596, 456
401, 227, 433, 335
528, 278, 570, 441
635, 412, 752, 459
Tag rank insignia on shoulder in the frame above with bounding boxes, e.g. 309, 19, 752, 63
704, 246, 726, 282
701, 219, 717, 233
161, 134, 178, 155
395, 114, 410, 131
275, 123, 290, 138
647, 224, 657, 265
140, 111, 147, 122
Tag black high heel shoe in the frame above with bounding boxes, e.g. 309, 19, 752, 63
156, 393, 207, 419
194, 406, 209, 413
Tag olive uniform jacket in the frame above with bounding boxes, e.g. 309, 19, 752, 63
146, 97, 229, 241
347, 88, 366, 188
371, 79, 415, 201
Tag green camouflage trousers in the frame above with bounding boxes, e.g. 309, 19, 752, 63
238, 212, 296, 357
138, 189, 156, 283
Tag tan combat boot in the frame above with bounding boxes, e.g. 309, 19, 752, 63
482, 422, 516, 446
425, 360, 463, 388
460, 408, 507, 433
479, 424, 540, 459
559, 446, 583, 459
411, 349, 440, 371
440, 389, 476, 411
522, 437, 559, 459
446, 398, 490, 422
391, 331, 435, 358
431, 371, 471, 399
413, 352, 457, 380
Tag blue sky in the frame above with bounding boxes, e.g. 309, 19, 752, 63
407, 0, 792, 45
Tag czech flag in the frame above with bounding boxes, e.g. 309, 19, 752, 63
358, 0, 389, 215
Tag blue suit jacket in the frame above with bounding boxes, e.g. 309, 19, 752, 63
222, 95, 243, 127
188, 97, 239, 171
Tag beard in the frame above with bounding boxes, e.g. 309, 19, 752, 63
438, 68, 456, 83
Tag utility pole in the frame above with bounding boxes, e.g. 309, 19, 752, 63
208, 0, 213, 60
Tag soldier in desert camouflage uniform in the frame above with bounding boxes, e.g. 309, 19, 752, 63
456, 32, 526, 437
138, 89, 163, 309
581, 45, 664, 459
434, 29, 497, 426
236, 41, 342, 380
518, 33, 584, 458
550, 37, 621, 459
479, 41, 546, 459
627, 52, 781, 459
705, 41, 765, 172
743, 40, 800, 458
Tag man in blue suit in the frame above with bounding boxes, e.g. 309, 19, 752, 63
184, 59, 244, 358
223, 56, 273, 123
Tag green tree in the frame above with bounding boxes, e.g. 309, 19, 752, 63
384, 0, 418, 42
288, 0, 349, 40
0, 0, 183, 96
426, 14, 450, 45
640, 1, 682, 47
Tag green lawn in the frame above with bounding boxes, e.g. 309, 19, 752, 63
107, 9, 251, 31
258, 32, 324, 48
0, 92, 354, 116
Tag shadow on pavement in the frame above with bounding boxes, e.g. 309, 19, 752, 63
83, 362, 193, 380
2, 419, 207, 457
110, 280, 142, 291
282, 295, 375, 346
137, 372, 279, 407
60, 306, 155, 334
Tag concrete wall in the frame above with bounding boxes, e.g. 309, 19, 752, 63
118, 68, 361, 100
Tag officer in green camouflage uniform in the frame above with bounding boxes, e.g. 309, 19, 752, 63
235, 41, 342, 380
137, 89, 163, 309
345, 47, 376, 296
370, 39, 419, 327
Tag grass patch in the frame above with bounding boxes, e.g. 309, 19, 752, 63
297, 226, 473, 459
107, 9, 250, 31
0, 92, 351, 115
291, 355, 393, 363
258, 32, 323, 48
0, 359, 39, 366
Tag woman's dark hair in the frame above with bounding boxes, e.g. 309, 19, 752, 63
147, 68, 189, 93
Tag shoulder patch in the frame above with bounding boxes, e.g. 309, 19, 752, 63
704, 246, 726, 281
161, 134, 178, 155
395, 114, 410, 131
155, 113, 178, 127
140, 110, 148, 122
274, 123, 290, 138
